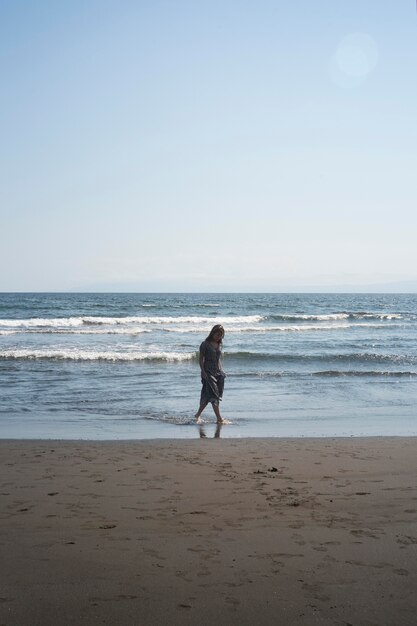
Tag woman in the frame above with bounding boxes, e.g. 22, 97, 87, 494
195, 324, 226, 424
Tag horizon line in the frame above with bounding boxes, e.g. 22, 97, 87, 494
1, 290, 417, 295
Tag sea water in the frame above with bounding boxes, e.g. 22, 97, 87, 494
0, 292, 416, 439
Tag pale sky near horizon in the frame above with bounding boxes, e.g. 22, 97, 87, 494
1, 1, 416, 292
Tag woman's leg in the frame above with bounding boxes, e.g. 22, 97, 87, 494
212, 402, 224, 424
195, 401, 209, 421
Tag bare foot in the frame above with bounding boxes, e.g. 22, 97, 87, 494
195, 414, 202, 423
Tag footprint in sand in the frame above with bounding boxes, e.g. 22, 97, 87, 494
99, 524, 117, 529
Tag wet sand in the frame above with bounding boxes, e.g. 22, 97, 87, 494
1, 437, 417, 625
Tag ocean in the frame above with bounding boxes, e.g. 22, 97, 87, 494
0, 292, 416, 439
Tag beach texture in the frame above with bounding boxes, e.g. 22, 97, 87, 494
1, 438, 417, 625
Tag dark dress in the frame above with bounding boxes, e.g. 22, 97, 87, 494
199, 340, 226, 407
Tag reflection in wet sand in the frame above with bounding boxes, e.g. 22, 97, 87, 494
199, 423, 223, 438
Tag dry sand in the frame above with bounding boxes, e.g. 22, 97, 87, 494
1, 437, 417, 626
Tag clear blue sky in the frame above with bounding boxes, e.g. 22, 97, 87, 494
1, 0, 416, 291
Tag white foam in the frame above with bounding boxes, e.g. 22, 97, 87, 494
275, 312, 405, 321
23, 328, 150, 335
0, 349, 195, 362
286, 313, 349, 321
350, 322, 403, 328
0, 317, 84, 328
79, 315, 264, 326
163, 324, 352, 333
0, 320, 402, 336
0, 314, 264, 329
134, 315, 263, 325
253, 322, 402, 333
260, 323, 351, 332
358, 313, 403, 320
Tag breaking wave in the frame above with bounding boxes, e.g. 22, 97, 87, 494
0, 349, 196, 362
268, 312, 406, 321
313, 370, 417, 377
0, 321, 402, 336
0, 314, 264, 329
225, 351, 417, 365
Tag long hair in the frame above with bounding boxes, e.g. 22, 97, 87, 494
206, 324, 225, 344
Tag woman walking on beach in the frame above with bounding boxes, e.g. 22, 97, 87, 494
195, 324, 226, 424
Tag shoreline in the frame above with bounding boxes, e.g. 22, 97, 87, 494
1, 434, 417, 443
1, 434, 417, 442
1, 437, 417, 625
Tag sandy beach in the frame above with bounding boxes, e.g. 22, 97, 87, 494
1, 437, 417, 625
